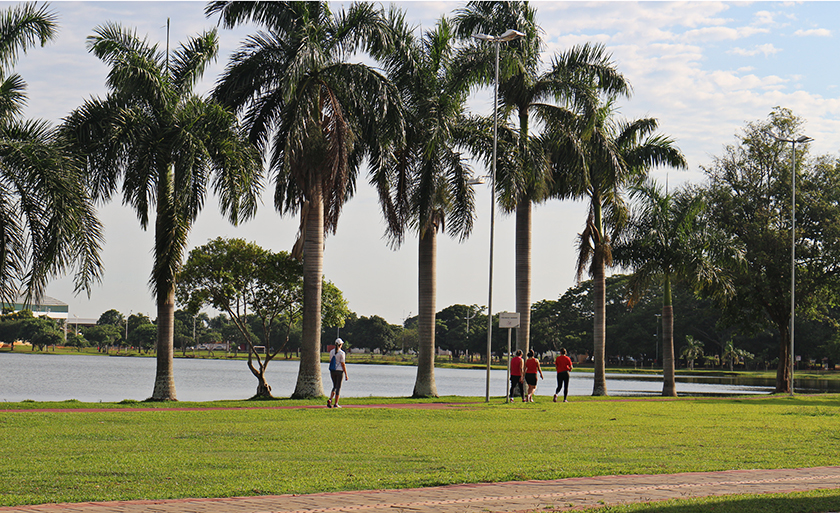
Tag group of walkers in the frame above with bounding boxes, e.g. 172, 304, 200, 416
326, 337, 573, 407
509, 348, 573, 403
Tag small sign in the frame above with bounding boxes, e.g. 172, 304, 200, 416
499, 312, 520, 329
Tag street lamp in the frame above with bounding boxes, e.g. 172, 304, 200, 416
654, 313, 661, 368
767, 131, 813, 396
472, 28, 525, 403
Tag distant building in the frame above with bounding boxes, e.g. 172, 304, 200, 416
2, 295, 68, 323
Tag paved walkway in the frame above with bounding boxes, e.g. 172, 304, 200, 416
3, 466, 839, 513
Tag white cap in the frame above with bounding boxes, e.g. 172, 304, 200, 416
335, 338, 344, 346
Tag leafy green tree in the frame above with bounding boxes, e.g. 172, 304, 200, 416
454, 1, 629, 356
129, 323, 157, 354
178, 237, 303, 397
97, 309, 123, 327
345, 315, 397, 354
83, 324, 121, 352
375, 15, 476, 397
209, 1, 401, 398
613, 180, 737, 395
61, 23, 261, 400
0, 3, 103, 304
554, 101, 686, 395
178, 237, 348, 397
701, 108, 840, 392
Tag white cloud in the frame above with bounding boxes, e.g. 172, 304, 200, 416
794, 28, 832, 37
728, 43, 782, 57
681, 25, 769, 42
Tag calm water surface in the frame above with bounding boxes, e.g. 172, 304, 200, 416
0, 352, 796, 403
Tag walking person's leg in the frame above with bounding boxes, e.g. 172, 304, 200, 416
562, 371, 570, 401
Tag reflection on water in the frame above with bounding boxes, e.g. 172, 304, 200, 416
1, 352, 832, 403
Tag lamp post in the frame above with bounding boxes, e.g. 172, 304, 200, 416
472, 29, 525, 403
654, 313, 661, 368
768, 132, 812, 396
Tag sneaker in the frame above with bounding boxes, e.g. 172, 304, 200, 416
563, 399, 569, 403
334, 404, 342, 408
553, 394, 557, 403
327, 399, 332, 408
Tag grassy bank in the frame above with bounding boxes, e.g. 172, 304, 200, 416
1, 394, 838, 507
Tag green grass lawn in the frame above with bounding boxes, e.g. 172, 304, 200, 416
572, 489, 840, 513
1, 394, 839, 507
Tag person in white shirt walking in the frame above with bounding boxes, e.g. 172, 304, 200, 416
327, 338, 348, 408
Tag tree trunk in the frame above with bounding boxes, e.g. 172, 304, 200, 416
152, 289, 177, 400
151, 164, 177, 401
592, 247, 607, 396
661, 274, 676, 396
775, 323, 792, 394
515, 200, 531, 354
661, 305, 676, 396
413, 227, 439, 397
293, 185, 325, 398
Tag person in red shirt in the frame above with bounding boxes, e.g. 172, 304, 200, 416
524, 349, 543, 402
554, 348, 573, 403
509, 350, 525, 402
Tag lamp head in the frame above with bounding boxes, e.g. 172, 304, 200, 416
498, 29, 526, 42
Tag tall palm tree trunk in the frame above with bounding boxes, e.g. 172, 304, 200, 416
661, 304, 676, 396
661, 274, 676, 396
152, 289, 177, 400
151, 165, 177, 401
293, 184, 325, 398
515, 200, 531, 354
592, 247, 607, 396
413, 227, 439, 397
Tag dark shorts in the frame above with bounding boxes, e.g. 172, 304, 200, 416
330, 370, 344, 392
525, 373, 538, 386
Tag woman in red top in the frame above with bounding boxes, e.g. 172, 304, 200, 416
554, 348, 573, 402
524, 349, 543, 402
509, 349, 525, 402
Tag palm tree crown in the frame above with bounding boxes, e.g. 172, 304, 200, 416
374, 13, 477, 397
62, 22, 261, 400
208, 1, 402, 398
0, 3, 102, 305
550, 100, 687, 396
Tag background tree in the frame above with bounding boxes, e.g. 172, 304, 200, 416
61, 22, 260, 400
612, 179, 742, 396
209, 1, 401, 398
681, 335, 704, 370
701, 108, 840, 392
178, 237, 303, 397
553, 100, 686, 395
0, 3, 102, 304
84, 324, 121, 352
454, 1, 629, 356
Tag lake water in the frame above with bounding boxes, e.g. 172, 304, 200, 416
0, 352, 826, 403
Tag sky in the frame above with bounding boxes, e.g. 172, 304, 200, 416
9, 1, 840, 326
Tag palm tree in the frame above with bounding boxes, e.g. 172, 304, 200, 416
681, 335, 704, 371
613, 181, 741, 395
374, 14, 476, 397
550, 102, 686, 396
0, 3, 102, 305
208, 1, 402, 398
61, 23, 261, 401
453, 1, 629, 354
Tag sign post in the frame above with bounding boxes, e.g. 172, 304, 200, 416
499, 312, 520, 403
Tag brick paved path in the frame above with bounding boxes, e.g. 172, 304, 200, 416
3, 466, 838, 513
